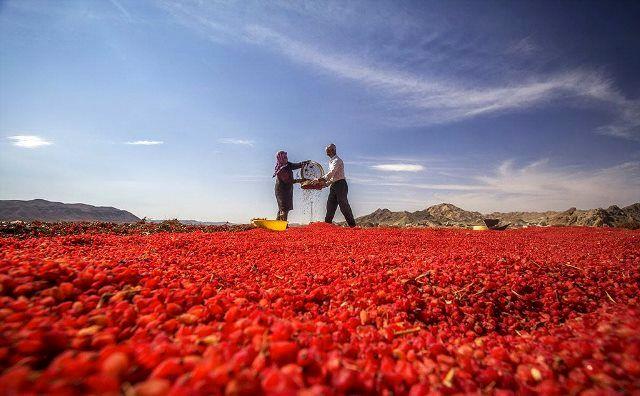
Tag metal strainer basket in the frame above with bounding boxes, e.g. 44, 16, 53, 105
300, 161, 324, 179
300, 161, 325, 190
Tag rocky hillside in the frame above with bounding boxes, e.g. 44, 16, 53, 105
356, 203, 640, 228
356, 203, 483, 227
423, 203, 483, 225
547, 204, 640, 227
0, 199, 140, 223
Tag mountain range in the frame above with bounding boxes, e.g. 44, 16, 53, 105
0, 199, 140, 223
355, 203, 640, 229
2, 199, 639, 229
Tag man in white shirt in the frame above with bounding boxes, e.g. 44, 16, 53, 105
318, 143, 356, 227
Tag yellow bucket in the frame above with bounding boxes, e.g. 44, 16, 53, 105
252, 218, 288, 231
472, 225, 489, 231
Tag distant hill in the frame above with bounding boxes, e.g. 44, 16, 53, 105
356, 203, 482, 227
355, 203, 640, 228
356, 203, 483, 227
489, 204, 640, 228
0, 199, 140, 223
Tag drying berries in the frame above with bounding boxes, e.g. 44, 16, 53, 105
0, 225, 638, 394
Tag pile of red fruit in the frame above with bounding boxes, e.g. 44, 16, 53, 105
0, 220, 253, 239
1, 224, 639, 395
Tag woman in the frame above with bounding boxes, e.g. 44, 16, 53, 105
273, 151, 308, 221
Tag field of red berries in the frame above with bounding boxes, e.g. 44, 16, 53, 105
1, 224, 639, 395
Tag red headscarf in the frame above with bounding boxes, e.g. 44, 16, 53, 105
273, 151, 288, 177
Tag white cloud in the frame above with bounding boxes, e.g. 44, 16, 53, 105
159, 1, 640, 139
244, 26, 640, 131
125, 140, 164, 145
354, 159, 640, 212
372, 164, 425, 172
437, 160, 640, 212
218, 138, 255, 146
7, 135, 52, 148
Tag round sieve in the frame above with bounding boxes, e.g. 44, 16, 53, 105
300, 161, 325, 190
300, 161, 324, 180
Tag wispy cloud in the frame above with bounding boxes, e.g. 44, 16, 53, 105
507, 36, 540, 56
354, 158, 640, 211
596, 104, 640, 140
472, 159, 640, 206
108, 0, 133, 22
125, 140, 164, 145
446, 160, 639, 211
161, 2, 640, 139
372, 164, 424, 172
7, 135, 52, 148
218, 138, 255, 146
245, 26, 639, 132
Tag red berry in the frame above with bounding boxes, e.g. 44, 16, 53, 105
150, 358, 183, 380
269, 341, 298, 365
101, 351, 129, 379
134, 379, 171, 396
166, 303, 182, 316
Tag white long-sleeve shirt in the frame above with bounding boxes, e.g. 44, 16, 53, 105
323, 155, 345, 184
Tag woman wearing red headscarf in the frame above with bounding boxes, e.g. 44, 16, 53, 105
273, 151, 309, 221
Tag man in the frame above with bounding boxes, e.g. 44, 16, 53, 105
318, 143, 356, 227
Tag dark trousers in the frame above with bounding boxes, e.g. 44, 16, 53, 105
325, 179, 356, 227
276, 210, 288, 221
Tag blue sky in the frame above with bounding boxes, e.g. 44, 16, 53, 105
1, 0, 639, 223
